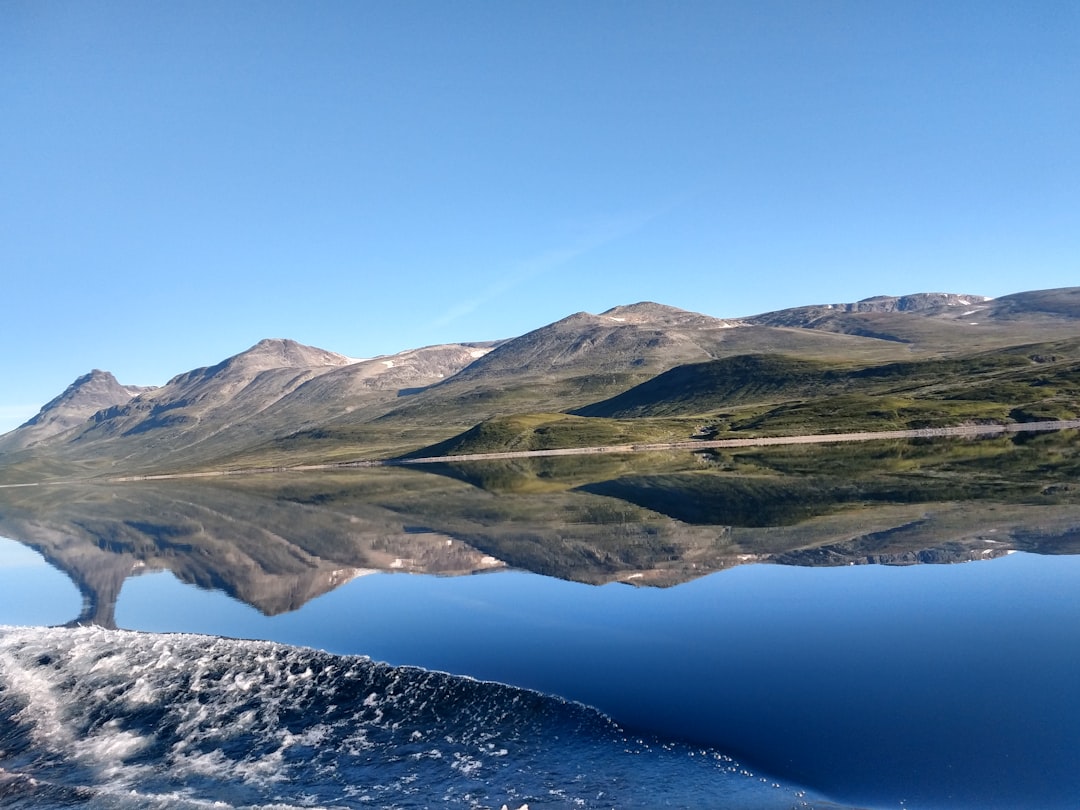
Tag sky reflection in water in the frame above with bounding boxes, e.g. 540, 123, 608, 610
3, 522, 1080, 808
78, 548, 1080, 809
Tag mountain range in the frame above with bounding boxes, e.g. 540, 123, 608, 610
2, 287, 1078, 482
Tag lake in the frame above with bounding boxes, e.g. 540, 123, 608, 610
2, 437, 1079, 808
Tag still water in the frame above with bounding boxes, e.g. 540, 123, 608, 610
1, 441, 1080, 808
2, 536, 1079, 808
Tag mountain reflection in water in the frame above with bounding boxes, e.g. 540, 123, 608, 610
1, 436, 1079, 627
2, 436, 1080, 809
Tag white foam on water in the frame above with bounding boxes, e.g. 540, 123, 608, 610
0, 625, 829, 809
72, 724, 149, 777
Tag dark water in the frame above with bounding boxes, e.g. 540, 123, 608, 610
3, 537, 1080, 808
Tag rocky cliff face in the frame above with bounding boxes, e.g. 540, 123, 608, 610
839, 293, 991, 313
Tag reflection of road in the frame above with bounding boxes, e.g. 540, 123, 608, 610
6, 419, 1074, 486
397, 419, 1080, 466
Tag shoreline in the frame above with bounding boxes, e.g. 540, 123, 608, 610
0, 417, 1061, 486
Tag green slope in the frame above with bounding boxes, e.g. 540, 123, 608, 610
400, 412, 697, 459
409, 341, 1080, 458
5, 288, 1079, 481
577, 343, 1080, 419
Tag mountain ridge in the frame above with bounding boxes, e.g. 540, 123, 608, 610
2, 286, 1077, 480
0, 370, 156, 454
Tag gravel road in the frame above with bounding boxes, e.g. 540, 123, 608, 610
21, 418, 1072, 485
393, 419, 1080, 465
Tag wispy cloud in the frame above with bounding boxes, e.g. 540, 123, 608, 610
430, 203, 679, 331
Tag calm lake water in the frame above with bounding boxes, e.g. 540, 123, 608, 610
2, 442, 1080, 808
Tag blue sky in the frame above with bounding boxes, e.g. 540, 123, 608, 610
2, 1, 1078, 434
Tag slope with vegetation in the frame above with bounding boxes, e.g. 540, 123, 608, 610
0, 287, 1077, 481
415, 339, 1080, 458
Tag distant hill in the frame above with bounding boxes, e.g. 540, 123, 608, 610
81, 338, 354, 433
750, 292, 989, 323
0, 339, 489, 476
2, 286, 1078, 481
402, 282, 1077, 456
981, 287, 1080, 320
443, 303, 734, 380
746, 287, 1080, 346
0, 370, 155, 453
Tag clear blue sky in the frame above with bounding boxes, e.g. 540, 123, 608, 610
2, 1, 1078, 433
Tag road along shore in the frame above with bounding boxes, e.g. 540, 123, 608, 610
84, 419, 1080, 481
391, 419, 1080, 466
5, 419, 1070, 486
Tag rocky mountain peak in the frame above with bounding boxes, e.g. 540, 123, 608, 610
0, 368, 155, 452
5, 285, 1076, 474
25, 370, 149, 426
849, 293, 990, 313
746, 291, 994, 330
162, 338, 357, 388
234, 338, 356, 370
80, 368, 118, 383
599, 302, 731, 327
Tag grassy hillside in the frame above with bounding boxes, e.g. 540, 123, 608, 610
202, 333, 1080, 470
401, 413, 698, 458
409, 341, 1080, 458
578, 342, 1080, 418
4, 288, 1078, 481
573, 355, 848, 418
